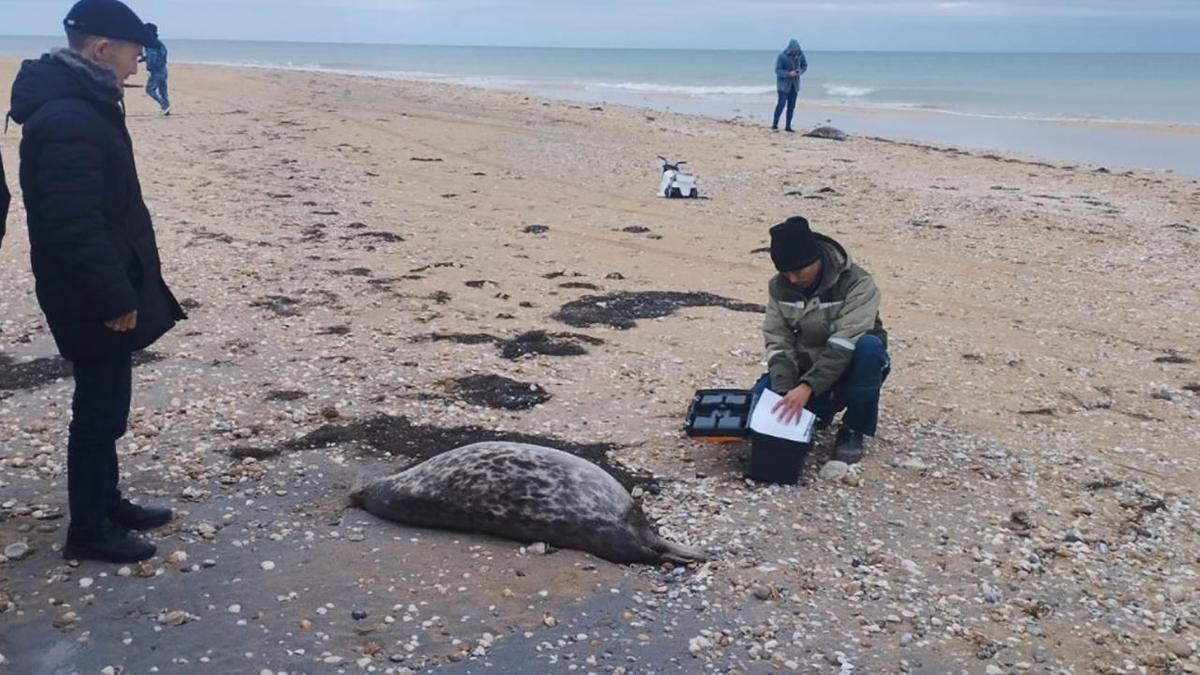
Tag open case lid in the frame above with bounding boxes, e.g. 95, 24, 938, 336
685, 389, 753, 438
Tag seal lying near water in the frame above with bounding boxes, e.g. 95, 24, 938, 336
803, 125, 848, 141
350, 442, 706, 565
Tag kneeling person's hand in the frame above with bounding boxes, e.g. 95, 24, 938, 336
771, 383, 812, 425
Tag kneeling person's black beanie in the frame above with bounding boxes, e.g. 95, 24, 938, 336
769, 216, 821, 272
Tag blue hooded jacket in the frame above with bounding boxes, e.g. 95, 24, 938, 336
143, 45, 168, 75
775, 39, 807, 94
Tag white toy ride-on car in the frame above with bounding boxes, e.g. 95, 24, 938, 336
657, 156, 699, 199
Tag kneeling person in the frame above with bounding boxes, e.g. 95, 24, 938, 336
757, 216, 889, 463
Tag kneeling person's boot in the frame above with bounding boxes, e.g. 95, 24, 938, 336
834, 426, 865, 464
64, 520, 156, 563
111, 499, 174, 531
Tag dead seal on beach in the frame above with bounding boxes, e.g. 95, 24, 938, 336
350, 442, 705, 565
804, 125, 848, 141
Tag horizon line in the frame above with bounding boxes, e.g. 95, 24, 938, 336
0, 34, 1197, 55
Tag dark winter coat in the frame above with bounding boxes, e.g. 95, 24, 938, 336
9, 50, 184, 362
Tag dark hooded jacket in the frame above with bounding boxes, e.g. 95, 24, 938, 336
762, 233, 886, 396
9, 50, 184, 362
775, 39, 807, 94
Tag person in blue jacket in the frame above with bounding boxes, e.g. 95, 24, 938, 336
142, 22, 169, 114
773, 39, 807, 132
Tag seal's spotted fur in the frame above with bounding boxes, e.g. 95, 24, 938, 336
351, 442, 704, 565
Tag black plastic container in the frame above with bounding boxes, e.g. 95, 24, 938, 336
685, 389, 753, 438
747, 432, 810, 485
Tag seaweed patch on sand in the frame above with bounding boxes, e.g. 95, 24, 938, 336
554, 291, 764, 329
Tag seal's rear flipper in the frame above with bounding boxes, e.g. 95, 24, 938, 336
655, 537, 708, 564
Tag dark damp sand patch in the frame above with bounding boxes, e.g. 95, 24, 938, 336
185, 228, 235, 247
299, 225, 327, 243
333, 267, 374, 277
1153, 352, 1194, 365
410, 262, 458, 274
559, 282, 601, 291
554, 291, 765, 330
523, 225, 549, 235
498, 331, 603, 360
0, 351, 164, 392
250, 295, 303, 317
446, 374, 551, 411
265, 389, 309, 402
425, 333, 500, 346
250, 290, 342, 318
410, 157, 443, 162
317, 325, 352, 336
341, 231, 405, 243
225, 446, 282, 460
418, 331, 604, 360
465, 280, 498, 289
285, 415, 658, 492
621, 226, 652, 234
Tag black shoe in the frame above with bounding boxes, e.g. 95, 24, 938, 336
785, 127, 796, 133
771, 125, 779, 131
833, 426, 865, 464
111, 499, 174, 531
63, 521, 156, 563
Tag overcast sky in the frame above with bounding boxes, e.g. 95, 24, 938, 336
1, 0, 1197, 51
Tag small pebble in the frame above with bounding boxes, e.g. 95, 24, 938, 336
819, 461, 849, 481
3, 542, 32, 561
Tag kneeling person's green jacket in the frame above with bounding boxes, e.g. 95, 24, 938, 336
763, 234, 887, 396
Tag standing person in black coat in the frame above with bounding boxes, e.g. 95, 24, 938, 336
8, 0, 186, 563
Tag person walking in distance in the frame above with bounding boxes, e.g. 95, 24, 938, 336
142, 22, 170, 115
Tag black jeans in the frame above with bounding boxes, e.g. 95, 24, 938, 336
67, 352, 132, 536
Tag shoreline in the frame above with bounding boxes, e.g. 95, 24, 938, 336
169, 59, 1200, 176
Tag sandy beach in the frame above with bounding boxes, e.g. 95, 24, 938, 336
1, 61, 1198, 673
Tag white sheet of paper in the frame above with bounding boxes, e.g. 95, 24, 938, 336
750, 389, 816, 443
